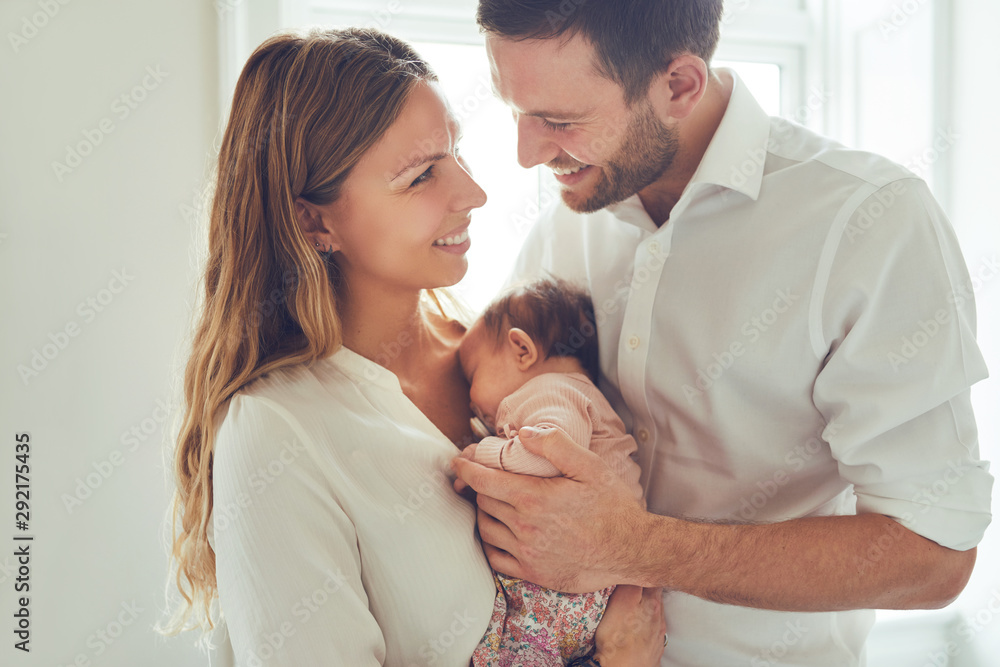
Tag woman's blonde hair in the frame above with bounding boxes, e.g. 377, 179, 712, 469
162, 27, 436, 635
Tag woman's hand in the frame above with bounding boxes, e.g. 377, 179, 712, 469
592, 585, 666, 667
459, 440, 479, 461
452, 442, 479, 496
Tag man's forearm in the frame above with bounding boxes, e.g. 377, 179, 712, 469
628, 512, 976, 612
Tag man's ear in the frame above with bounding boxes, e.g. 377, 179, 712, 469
646, 54, 709, 122
507, 328, 539, 370
294, 197, 342, 253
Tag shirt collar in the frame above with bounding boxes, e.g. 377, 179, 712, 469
686, 68, 771, 201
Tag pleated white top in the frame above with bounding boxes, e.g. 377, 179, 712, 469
210, 346, 497, 666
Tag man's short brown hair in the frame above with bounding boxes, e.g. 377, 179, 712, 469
477, 0, 724, 104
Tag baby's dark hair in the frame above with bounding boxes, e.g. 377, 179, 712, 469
481, 277, 600, 383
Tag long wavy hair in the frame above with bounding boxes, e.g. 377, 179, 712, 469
161, 27, 436, 635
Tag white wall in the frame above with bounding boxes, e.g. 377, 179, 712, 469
0, 0, 219, 665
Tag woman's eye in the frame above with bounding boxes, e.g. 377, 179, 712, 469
410, 165, 434, 187
542, 119, 571, 132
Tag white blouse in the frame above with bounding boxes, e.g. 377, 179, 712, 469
210, 347, 496, 666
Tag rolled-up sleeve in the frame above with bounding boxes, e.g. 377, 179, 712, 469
212, 394, 386, 665
812, 178, 993, 550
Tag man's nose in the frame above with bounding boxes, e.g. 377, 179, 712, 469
515, 114, 559, 169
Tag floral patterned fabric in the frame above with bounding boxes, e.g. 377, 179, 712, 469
472, 572, 613, 666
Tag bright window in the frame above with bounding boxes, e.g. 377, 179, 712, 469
409, 41, 536, 311
715, 60, 782, 116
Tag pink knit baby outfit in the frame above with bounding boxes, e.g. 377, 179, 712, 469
471, 372, 643, 666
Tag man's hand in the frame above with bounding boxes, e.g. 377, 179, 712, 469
451, 426, 648, 592
453, 427, 977, 611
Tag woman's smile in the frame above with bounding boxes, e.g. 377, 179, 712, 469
433, 225, 471, 253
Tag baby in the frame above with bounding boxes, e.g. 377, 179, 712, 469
458, 277, 644, 666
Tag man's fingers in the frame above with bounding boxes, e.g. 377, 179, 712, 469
484, 543, 524, 579
517, 426, 606, 479
476, 506, 519, 552
453, 455, 550, 507
475, 491, 517, 526
452, 456, 519, 500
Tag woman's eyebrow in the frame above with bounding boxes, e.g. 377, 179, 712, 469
388, 117, 463, 182
389, 152, 448, 181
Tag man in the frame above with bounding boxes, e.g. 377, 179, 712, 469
452, 1, 994, 665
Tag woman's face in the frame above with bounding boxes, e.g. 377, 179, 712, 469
325, 81, 487, 293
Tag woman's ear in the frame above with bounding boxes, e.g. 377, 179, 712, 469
294, 197, 342, 253
507, 328, 539, 370
646, 54, 709, 122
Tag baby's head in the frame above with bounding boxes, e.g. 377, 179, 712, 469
458, 278, 599, 430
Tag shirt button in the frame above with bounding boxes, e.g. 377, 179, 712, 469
627, 335, 640, 350
648, 241, 660, 255
637, 428, 650, 442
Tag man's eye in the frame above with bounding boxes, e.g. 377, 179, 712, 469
542, 119, 571, 132
410, 165, 434, 187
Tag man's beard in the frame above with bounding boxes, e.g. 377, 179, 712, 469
563, 102, 679, 214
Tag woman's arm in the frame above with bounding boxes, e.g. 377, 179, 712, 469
213, 394, 385, 665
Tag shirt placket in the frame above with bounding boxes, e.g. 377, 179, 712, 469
616, 222, 674, 495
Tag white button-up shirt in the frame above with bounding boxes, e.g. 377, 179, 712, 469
509, 71, 993, 666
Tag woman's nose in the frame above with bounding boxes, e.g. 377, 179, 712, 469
466, 176, 487, 210
456, 157, 488, 210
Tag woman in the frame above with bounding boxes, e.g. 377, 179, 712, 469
163, 27, 664, 666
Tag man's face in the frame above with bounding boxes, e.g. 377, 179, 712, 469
486, 32, 678, 212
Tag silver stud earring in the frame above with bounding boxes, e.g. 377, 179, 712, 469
315, 241, 334, 257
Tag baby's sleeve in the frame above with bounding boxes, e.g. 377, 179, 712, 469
473, 378, 595, 477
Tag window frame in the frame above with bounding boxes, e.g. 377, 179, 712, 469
220, 0, 826, 122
